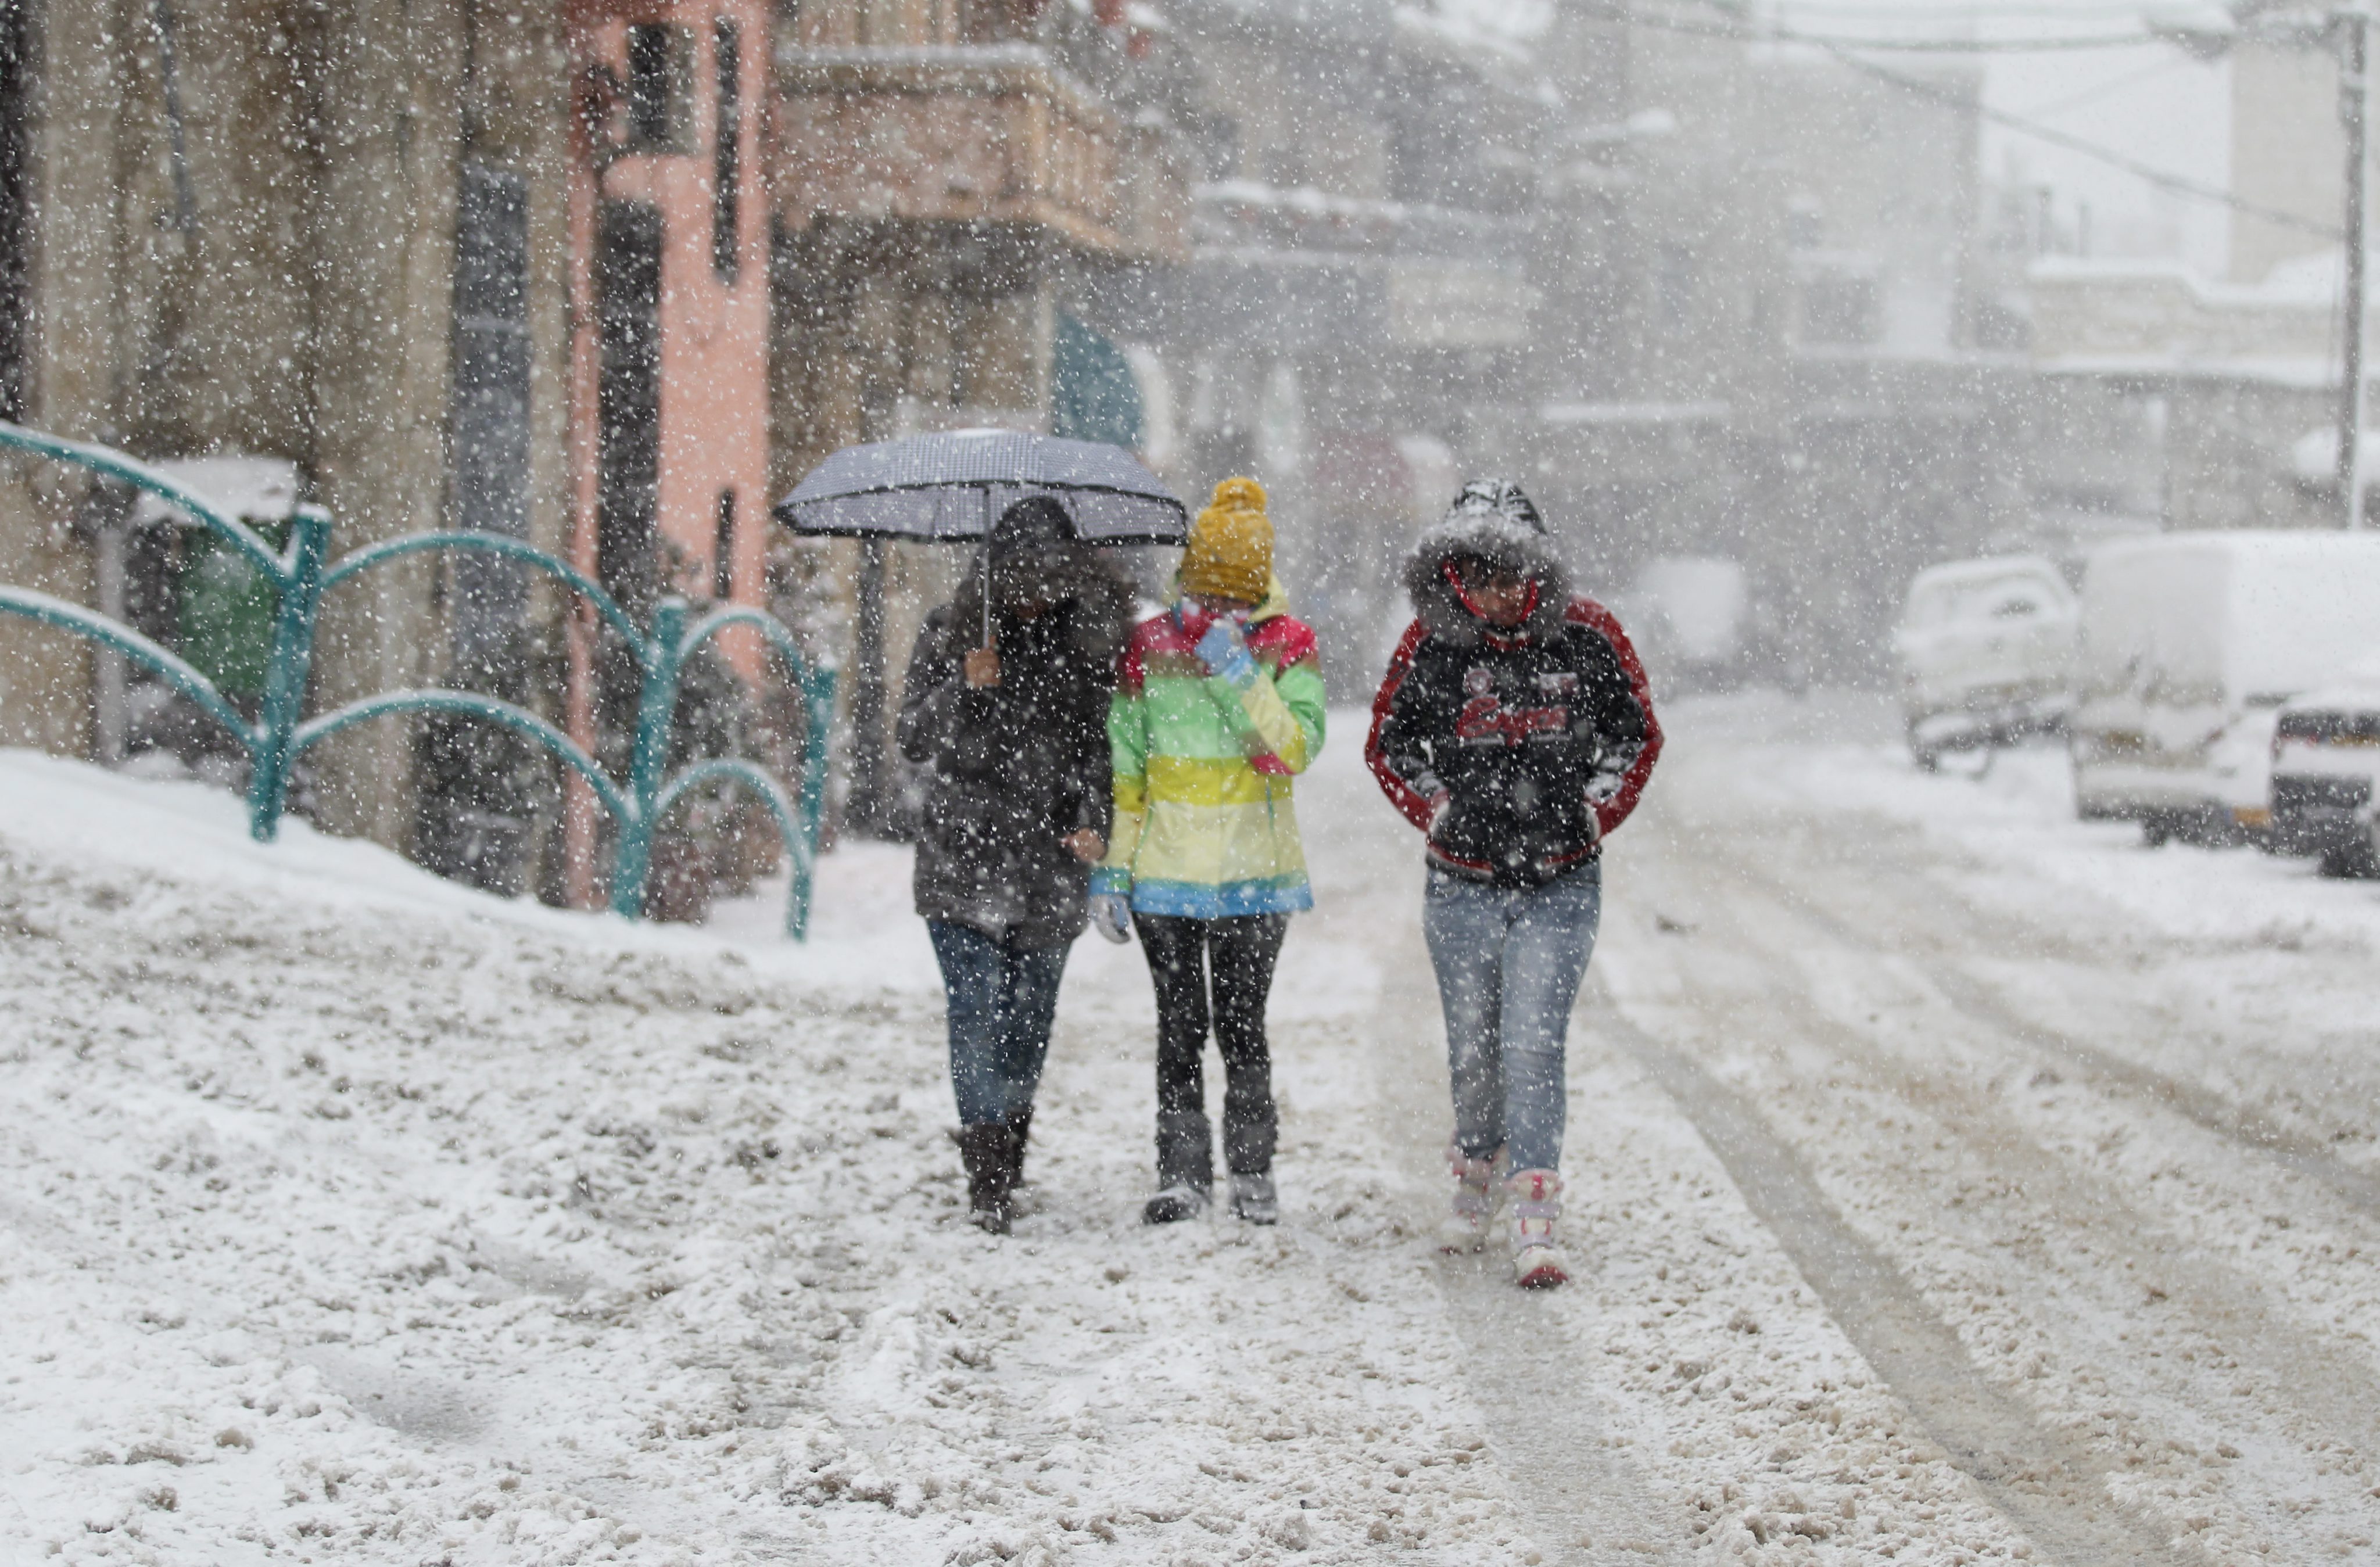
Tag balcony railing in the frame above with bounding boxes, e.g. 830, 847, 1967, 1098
772, 43, 1184, 261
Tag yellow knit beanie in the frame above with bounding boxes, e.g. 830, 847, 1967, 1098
1180, 477, 1273, 604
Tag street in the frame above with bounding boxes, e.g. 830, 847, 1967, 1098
7, 692, 2380, 1563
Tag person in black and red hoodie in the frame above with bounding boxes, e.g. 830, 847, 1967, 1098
1366, 480, 1661, 1288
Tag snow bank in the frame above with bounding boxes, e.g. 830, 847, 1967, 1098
0, 747, 1542, 1565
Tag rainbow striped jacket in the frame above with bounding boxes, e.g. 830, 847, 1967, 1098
1092, 583, 1326, 918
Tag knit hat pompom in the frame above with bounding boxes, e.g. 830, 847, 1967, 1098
1181, 475, 1274, 603
1206, 476, 1267, 517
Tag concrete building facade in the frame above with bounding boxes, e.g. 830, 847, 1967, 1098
0, 0, 785, 911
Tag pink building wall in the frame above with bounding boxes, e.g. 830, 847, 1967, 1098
563, 0, 772, 908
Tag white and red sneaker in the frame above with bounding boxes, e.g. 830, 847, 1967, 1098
1439, 1142, 1503, 1254
1507, 1168, 1568, 1289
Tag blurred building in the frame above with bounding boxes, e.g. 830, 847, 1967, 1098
1503, 8, 2031, 683
1149, 0, 1554, 689
765, 0, 1191, 827
2024, 33, 2352, 542
0, 1, 776, 910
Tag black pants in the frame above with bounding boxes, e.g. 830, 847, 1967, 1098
1138, 913, 1289, 1187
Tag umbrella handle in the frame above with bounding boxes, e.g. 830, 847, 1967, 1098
980, 488, 994, 649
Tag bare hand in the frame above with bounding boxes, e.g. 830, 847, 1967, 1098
1063, 829, 1106, 863
963, 646, 1001, 688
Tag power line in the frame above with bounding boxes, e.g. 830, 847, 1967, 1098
1762, 0, 2182, 19
1833, 49, 2345, 239
1612, 2, 2346, 239
1601, 2, 2171, 52
2016, 55, 2194, 120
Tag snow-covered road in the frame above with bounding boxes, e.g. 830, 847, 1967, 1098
6, 691, 2380, 1564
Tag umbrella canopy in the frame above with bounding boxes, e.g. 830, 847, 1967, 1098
773, 429, 1187, 546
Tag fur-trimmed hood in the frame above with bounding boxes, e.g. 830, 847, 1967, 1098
1402, 479, 1572, 645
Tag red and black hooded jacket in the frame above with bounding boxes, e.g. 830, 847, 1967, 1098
1366, 481, 1661, 888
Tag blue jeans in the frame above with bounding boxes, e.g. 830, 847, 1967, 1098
927, 921, 1071, 1127
1420, 862, 1602, 1174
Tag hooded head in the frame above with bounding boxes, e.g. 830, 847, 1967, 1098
1179, 477, 1274, 605
949, 495, 1131, 658
1402, 478, 1571, 644
985, 495, 1077, 612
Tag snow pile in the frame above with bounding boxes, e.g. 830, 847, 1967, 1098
0, 749, 1539, 1564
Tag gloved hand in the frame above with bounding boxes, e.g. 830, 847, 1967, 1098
1089, 892, 1134, 945
1425, 791, 1453, 839
1195, 616, 1258, 689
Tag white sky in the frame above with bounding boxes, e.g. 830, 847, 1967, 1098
1770, 1, 2237, 274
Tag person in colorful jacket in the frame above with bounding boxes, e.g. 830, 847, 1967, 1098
1089, 478, 1326, 1227
1366, 479, 1661, 1289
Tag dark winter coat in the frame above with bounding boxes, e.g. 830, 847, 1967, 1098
897, 562, 1132, 948
1366, 486, 1662, 887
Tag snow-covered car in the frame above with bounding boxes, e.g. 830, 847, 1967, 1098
1891, 555, 2076, 769
2069, 530, 2380, 844
2267, 662, 2380, 877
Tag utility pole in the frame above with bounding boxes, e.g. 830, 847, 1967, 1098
2340, 5, 2373, 529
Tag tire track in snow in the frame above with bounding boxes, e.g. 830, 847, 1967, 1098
1621, 810, 2380, 1557
1720, 852, 2380, 1220
1640, 841, 2380, 1442
1374, 946, 1681, 1567
1310, 753, 1680, 1567
1582, 992, 2186, 1567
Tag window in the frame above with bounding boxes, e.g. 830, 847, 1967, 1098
712, 19, 741, 282
1800, 275, 1879, 347
1654, 243, 1697, 336
0, 0, 33, 421
714, 490, 736, 600
623, 23, 693, 153
448, 164, 533, 676
597, 199, 664, 614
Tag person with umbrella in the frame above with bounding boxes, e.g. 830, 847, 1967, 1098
1088, 478, 1327, 1227
779, 429, 1188, 1234
896, 497, 1134, 1233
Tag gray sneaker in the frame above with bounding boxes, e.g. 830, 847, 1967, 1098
1231, 1172, 1278, 1225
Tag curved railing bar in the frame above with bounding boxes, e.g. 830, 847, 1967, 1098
0, 420, 292, 580
319, 532, 650, 656
0, 586, 258, 747
650, 755, 800, 847
675, 604, 812, 677
292, 689, 630, 827
650, 756, 812, 938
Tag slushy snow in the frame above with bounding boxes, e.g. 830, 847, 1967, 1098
6, 694, 2380, 1562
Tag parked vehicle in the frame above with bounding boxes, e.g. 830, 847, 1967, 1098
1892, 555, 2077, 769
2069, 531, 2380, 844
2267, 661, 2380, 877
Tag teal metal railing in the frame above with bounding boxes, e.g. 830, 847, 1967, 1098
0, 420, 836, 938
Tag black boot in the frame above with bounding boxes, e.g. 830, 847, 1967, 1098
954, 1124, 1016, 1235
1003, 1106, 1034, 1192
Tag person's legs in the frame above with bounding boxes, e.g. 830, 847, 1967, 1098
1137, 915, 1216, 1201
927, 920, 1008, 1127
1495, 863, 1603, 1175
994, 938, 1071, 1186
1207, 913, 1289, 1177
990, 937, 1070, 1121
929, 920, 1021, 1232
1421, 872, 1515, 1161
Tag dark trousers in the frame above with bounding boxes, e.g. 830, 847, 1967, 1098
1138, 913, 1288, 1187
927, 920, 1070, 1127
